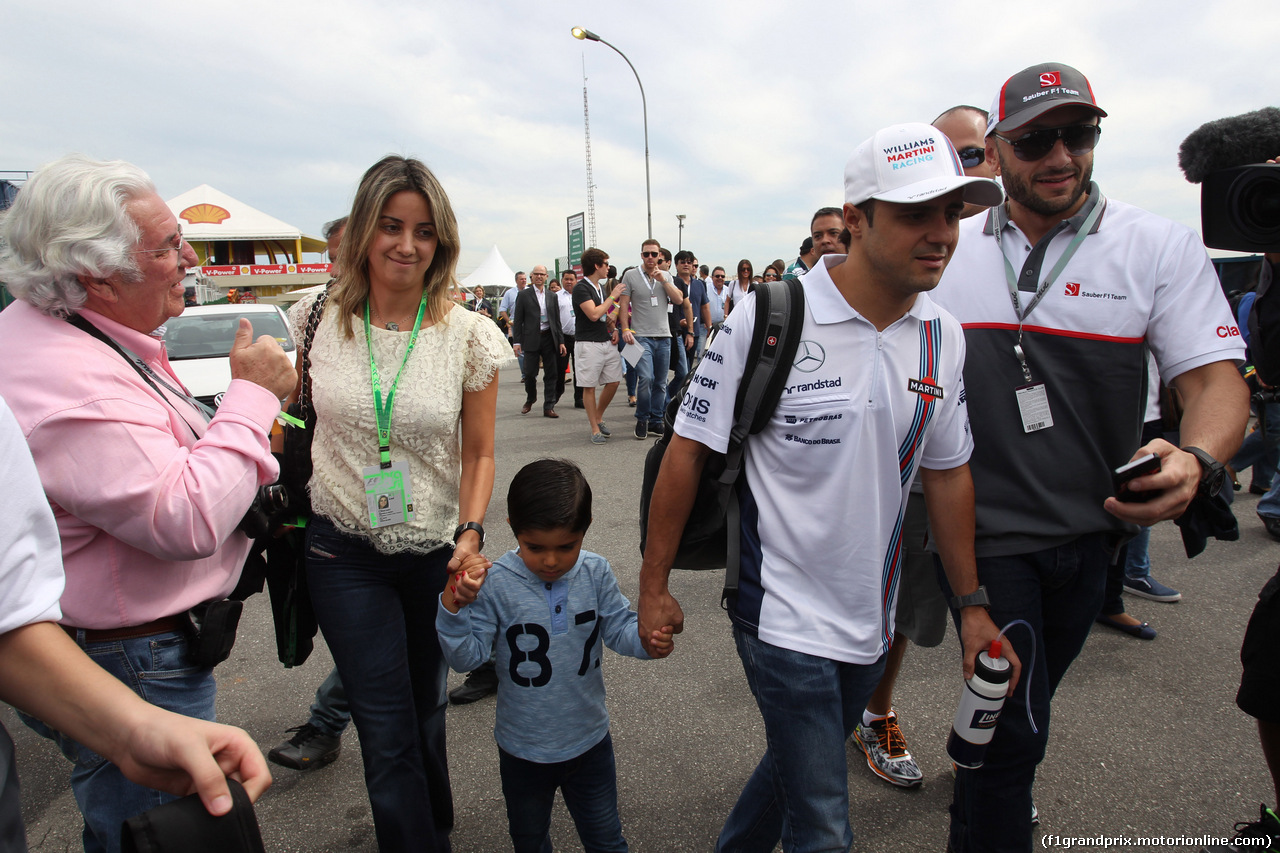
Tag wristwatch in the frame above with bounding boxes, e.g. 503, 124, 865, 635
1182, 446, 1227, 498
453, 522, 485, 547
950, 585, 990, 610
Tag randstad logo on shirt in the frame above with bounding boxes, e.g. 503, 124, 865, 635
908, 378, 944, 399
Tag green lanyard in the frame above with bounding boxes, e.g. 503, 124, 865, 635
364, 292, 429, 469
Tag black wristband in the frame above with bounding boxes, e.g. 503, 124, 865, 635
453, 522, 485, 547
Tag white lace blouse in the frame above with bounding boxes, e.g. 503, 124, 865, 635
290, 295, 509, 554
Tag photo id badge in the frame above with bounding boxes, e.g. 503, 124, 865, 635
650, 296, 659, 307
363, 461, 415, 528
1015, 383, 1054, 434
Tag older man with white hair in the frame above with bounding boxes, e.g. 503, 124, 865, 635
0, 154, 295, 853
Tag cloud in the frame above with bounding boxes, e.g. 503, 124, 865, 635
3, 0, 1276, 274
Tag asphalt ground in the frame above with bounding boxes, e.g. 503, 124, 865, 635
8, 361, 1278, 852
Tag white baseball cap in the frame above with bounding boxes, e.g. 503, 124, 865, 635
844, 122, 1004, 208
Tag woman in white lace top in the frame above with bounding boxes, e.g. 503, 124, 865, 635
288, 155, 507, 851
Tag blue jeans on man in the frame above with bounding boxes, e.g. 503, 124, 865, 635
498, 731, 627, 853
716, 627, 886, 852
306, 516, 454, 852
21, 629, 216, 853
936, 533, 1111, 853
1231, 401, 1280, 494
633, 336, 671, 426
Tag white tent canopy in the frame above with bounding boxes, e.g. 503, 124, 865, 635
460, 245, 518, 293
166, 184, 324, 248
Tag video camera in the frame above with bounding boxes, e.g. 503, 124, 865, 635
1179, 107, 1280, 253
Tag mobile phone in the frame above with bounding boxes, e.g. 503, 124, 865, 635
1113, 453, 1161, 502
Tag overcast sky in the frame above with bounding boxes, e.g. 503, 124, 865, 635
4, 0, 1276, 275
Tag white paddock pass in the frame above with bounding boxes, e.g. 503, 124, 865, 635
1015, 383, 1054, 433
363, 461, 415, 528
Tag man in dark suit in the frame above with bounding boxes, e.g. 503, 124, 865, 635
511, 264, 566, 417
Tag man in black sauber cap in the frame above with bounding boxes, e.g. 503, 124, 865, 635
931, 62, 1249, 852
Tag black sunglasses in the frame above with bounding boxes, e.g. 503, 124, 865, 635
956, 146, 986, 169
994, 124, 1101, 162
641, 251, 660, 258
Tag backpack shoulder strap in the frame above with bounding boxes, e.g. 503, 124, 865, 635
721, 278, 805, 607
730, 278, 806, 444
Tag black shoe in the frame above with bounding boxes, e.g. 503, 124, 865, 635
268, 724, 342, 771
634, 421, 647, 440
1201, 805, 1280, 851
448, 662, 498, 704
1261, 514, 1280, 540
647, 421, 665, 435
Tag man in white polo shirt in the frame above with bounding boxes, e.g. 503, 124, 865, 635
639, 123, 1014, 852
931, 63, 1248, 852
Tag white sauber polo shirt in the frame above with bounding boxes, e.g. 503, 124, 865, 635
673, 256, 972, 664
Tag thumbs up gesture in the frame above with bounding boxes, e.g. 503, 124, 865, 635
228, 318, 297, 399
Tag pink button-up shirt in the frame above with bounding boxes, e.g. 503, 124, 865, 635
0, 301, 280, 629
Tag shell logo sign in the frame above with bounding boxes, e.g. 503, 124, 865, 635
179, 203, 231, 225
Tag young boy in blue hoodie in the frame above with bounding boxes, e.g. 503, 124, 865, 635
438, 458, 673, 852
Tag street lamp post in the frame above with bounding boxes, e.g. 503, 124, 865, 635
676, 214, 685, 251
571, 26, 652, 239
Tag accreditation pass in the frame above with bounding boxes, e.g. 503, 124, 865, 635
1015, 383, 1054, 434
363, 461, 415, 528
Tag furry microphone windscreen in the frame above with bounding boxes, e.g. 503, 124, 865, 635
1178, 107, 1280, 183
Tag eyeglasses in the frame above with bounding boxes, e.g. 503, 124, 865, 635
641, 251, 660, 258
129, 229, 186, 257
955, 146, 985, 169
994, 124, 1101, 162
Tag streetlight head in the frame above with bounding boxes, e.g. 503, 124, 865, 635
571, 26, 600, 42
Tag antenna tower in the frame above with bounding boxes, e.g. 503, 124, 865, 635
582, 58, 598, 247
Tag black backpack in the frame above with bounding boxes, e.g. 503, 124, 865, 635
638, 278, 806, 604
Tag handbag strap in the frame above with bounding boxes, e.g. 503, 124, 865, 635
296, 289, 329, 418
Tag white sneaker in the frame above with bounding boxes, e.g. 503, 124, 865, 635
854, 710, 923, 789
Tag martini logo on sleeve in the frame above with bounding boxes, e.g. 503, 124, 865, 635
908, 377, 944, 399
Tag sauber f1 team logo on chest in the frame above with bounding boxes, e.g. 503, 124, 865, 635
908, 377, 944, 399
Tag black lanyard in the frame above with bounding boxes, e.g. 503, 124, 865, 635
67, 315, 213, 439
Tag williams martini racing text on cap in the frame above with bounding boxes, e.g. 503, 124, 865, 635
844, 122, 1004, 208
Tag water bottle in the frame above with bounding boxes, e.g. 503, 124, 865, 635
946, 640, 1012, 769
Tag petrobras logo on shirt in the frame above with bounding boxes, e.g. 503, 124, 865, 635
783, 412, 843, 425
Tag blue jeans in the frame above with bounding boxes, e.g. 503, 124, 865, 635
1123, 525, 1152, 580
308, 666, 351, 737
667, 337, 689, 411
499, 732, 627, 853
21, 629, 215, 853
935, 533, 1110, 853
716, 627, 886, 853
1231, 401, 1280, 493
306, 517, 454, 852
633, 336, 670, 425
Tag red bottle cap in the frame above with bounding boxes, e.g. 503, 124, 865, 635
989, 639, 1002, 659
